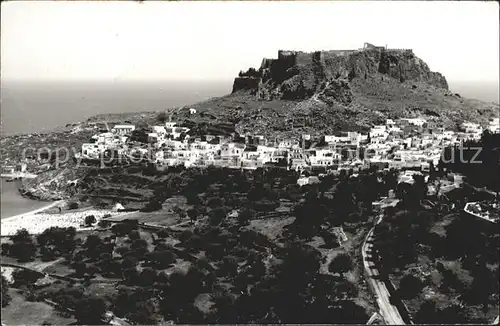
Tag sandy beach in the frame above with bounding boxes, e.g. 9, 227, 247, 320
0, 202, 128, 236
1, 200, 65, 222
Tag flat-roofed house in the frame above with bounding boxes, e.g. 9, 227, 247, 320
82, 143, 106, 158
488, 118, 499, 133
297, 176, 320, 187
112, 124, 136, 136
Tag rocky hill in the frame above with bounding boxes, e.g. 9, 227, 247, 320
232, 48, 448, 99
183, 47, 498, 139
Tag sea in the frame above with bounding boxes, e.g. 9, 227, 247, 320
0, 79, 498, 218
0, 178, 50, 219
0, 80, 232, 136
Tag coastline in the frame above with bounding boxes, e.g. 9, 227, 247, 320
0, 200, 65, 223
0, 206, 130, 236
0, 177, 52, 219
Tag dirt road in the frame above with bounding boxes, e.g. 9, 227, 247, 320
361, 216, 406, 325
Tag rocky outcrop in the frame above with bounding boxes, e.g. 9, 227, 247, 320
232, 48, 449, 101
377, 50, 448, 89
19, 167, 85, 201
232, 77, 260, 94
317, 79, 353, 106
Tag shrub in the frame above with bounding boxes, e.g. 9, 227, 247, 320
179, 230, 194, 243
157, 112, 168, 123
84, 215, 96, 227
68, 202, 79, 210
209, 207, 227, 226
116, 245, 130, 256
1, 275, 11, 307
238, 208, 256, 225
40, 246, 58, 261
1, 243, 11, 256
187, 208, 199, 222
144, 250, 177, 268
328, 253, 353, 276
74, 296, 108, 325
111, 220, 138, 237
156, 229, 169, 238
140, 199, 163, 212
98, 219, 111, 228
128, 230, 141, 241
10, 229, 37, 262
399, 274, 424, 299
121, 256, 138, 269
12, 269, 44, 287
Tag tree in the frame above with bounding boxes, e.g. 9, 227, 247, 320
1, 275, 11, 307
84, 234, 103, 258
40, 246, 58, 261
84, 215, 97, 227
10, 229, 37, 262
121, 255, 138, 270
11, 228, 31, 243
209, 207, 227, 226
439, 268, 465, 294
1, 243, 11, 256
328, 253, 353, 277
139, 268, 158, 286
207, 197, 223, 209
111, 220, 139, 237
464, 266, 495, 306
12, 269, 43, 288
415, 299, 437, 323
144, 250, 177, 268
98, 219, 111, 228
238, 208, 256, 225
157, 112, 168, 123
128, 230, 141, 241
121, 266, 139, 284
74, 296, 107, 325
140, 199, 163, 212
37, 227, 77, 255
68, 202, 79, 210
73, 261, 87, 278
398, 274, 423, 299
187, 208, 199, 222
156, 229, 169, 238
127, 238, 149, 258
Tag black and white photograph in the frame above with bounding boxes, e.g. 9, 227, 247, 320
1, 1, 499, 325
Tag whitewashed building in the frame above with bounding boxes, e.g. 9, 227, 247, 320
112, 124, 136, 135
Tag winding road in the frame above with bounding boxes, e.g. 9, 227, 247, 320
361, 214, 406, 325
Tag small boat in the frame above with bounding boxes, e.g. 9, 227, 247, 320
5, 178, 15, 182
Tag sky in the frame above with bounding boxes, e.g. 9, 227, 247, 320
1, 1, 499, 84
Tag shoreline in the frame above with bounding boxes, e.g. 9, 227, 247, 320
0, 200, 65, 223
1, 177, 56, 220
0, 206, 132, 236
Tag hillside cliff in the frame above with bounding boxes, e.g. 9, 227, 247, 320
232, 48, 448, 100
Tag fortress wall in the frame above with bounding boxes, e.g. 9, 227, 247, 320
386, 48, 413, 53
322, 50, 358, 60
295, 51, 313, 66
260, 58, 275, 70
278, 50, 297, 67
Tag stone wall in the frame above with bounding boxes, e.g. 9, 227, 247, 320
278, 50, 297, 67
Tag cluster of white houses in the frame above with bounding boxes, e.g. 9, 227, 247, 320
78, 116, 500, 171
